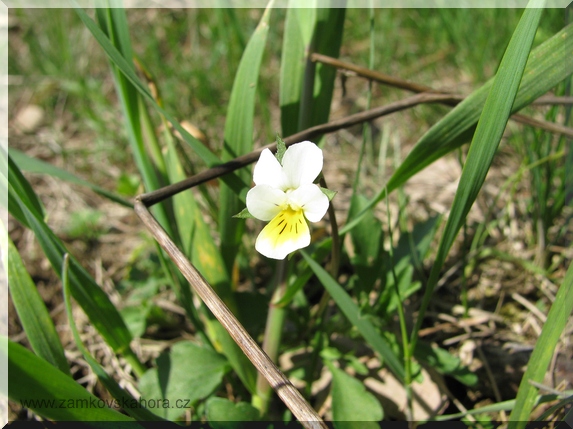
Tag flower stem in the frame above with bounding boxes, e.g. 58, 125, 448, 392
304, 176, 341, 396
253, 258, 288, 417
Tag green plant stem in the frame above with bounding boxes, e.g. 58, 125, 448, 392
303, 176, 341, 397
321, 176, 340, 280
385, 189, 413, 422
253, 258, 288, 417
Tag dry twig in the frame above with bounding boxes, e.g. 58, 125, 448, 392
311, 53, 573, 139
134, 200, 328, 429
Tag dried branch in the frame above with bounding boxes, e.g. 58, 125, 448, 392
134, 200, 328, 429
139, 92, 457, 207
311, 52, 573, 137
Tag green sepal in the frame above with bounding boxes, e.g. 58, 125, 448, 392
275, 134, 286, 165
233, 207, 256, 219
320, 187, 337, 201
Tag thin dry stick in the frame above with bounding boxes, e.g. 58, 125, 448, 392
139, 92, 457, 207
134, 200, 328, 429
311, 53, 573, 139
511, 113, 573, 138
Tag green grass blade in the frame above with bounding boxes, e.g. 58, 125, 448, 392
508, 259, 573, 427
8, 155, 145, 376
10, 149, 132, 208
94, 8, 173, 235
139, 95, 168, 179
2, 338, 136, 422
342, 20, 573, 235
88, 7, 252, 390
280, 7, 312, 136
219, 3, 273, 274
6, 233, 70, 376
61, 255, 167, 422
78, 5, 214, 164
6, 155, 44, 228
428, 391, 573, 421
410, 2, 544, 349
301, 251, 405, 382
163, 129, 197, 256
74, 6, 248, 197
305, 7, 345, 131
280, 5, 345, 136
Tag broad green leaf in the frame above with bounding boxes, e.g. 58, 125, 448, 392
342, 20, 573, 236
120, 304, 150, 339
414, 341, 477, 387
301, 251, 405, 381
392, 215, 441, 269
137, 61, 168, 176
206, 397, 260, 427
8, 155, 145, 376
326, 361, 383, 428
6, 233, 69, 376
205, 319, 258, 395
3, 338, 135, 422
410, 2, 545, 352
219, 3, 273, 274
508, 258, 573, 427
61, 255, 166, 422
138, 341, 229, 420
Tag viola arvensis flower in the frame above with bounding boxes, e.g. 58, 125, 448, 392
246, 141, 330, 260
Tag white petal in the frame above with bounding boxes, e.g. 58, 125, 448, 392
281, 141, 323, 189
255, 208, 310, 260
288, 184, 329, 223
246, 185, 286, 221
252, 148, 287, 189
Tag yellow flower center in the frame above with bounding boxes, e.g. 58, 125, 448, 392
258, 206, 309, 250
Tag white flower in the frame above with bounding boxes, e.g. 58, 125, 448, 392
246, 141, 329, 260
